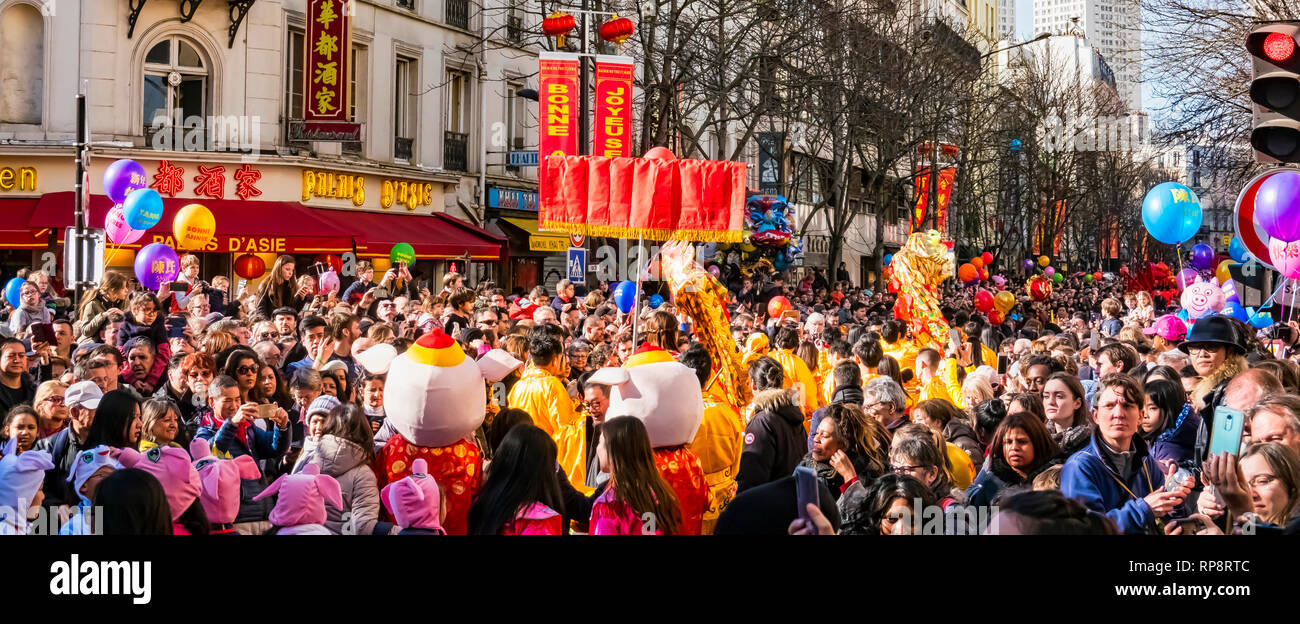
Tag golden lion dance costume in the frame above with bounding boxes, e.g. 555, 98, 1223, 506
889, 230, 955, 350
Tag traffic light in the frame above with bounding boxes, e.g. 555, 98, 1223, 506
1247, 22, 1300, 163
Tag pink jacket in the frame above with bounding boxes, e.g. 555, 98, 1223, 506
590, 488, 664, 535
500, 503, 563, 535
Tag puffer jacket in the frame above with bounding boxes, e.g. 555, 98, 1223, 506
737, 388, 807, 493
966, 454, 1061, 508
295, 434, 380, 535
943, 418, 983, 468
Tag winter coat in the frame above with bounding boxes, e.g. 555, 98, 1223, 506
8, 303, 51, 336
966, 454, 1060, 508
799, 453, 845, 500
1060, 430, 1164, 535
943, 418, 983, 468
294, 434, 380, 535
589, 486, 665, 535
1145, 404, 1201, 470
737, 388, 807, 493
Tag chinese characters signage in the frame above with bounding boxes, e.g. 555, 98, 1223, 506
150, 160, 262, 202
538, 52, 580, 215
593, 56, 634, 159
911, 167, 955, 232
305, 0, 351, 122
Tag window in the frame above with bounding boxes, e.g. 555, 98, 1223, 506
394, 56, 418, 162
345, 44, 368, 154
444, 69, 470, 171
506, 83, 529, 151
0, 4, 44, 125
143, 36, 209, 149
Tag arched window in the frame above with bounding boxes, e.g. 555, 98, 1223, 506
142, 35, 209, 146
0, 3, 45, 125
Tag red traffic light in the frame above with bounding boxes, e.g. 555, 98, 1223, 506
1265, 32, 1296, 62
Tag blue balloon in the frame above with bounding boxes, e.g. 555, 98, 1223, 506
649, 294, 665, 309
1222, 301, 1248, 322
1142, 182, 1201, 244
3, 278, 23, 308
1228, 236, 1249, 263
613, 280, 637, 314
123, 188, 164, 230
883, 254, 894, 266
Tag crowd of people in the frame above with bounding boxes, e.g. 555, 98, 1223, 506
1, 253, 1298, 537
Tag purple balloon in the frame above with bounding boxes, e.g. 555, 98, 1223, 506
1257, 171, 1300, 243
134, 243, 180, 291
1176, 268, 1198, 291
1190, 243, 1215, 271
1023, 258, 1034, 271
103, 159, 148, 204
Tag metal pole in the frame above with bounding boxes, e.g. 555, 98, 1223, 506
578, 0, 590, 156
74, 92, 88, 303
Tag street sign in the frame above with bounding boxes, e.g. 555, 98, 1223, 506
63, 227, 105, 287
567, 247, 586, 281
570, 233, 585, 247
509, 151, 539, 167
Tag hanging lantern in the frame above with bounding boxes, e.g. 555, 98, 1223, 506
599, 15, 635, 45
543, 11, 577, 47
234, 253, 266, 280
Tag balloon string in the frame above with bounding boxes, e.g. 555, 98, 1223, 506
1291, 279, 1297, 324
1256, 278, 1289, 314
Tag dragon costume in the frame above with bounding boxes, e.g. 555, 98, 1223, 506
889, 230, 955, 349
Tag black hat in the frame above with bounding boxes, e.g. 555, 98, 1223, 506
1178, 315, 1245, 355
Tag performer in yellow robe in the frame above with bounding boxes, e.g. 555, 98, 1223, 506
680, 357, 745, 535
509, 349, 589, 492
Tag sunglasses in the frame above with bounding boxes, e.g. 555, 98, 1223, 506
236, 365, 259, 375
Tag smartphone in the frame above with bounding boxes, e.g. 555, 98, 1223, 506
168, 281, 189, 292
1089, 331, 1100, 351
794, 465, 817, 524
29, 322, 55, 345
1171, 516, 1207, 533
997, 354, 1008, 375
166, 317, 187, 339
948, 328, 962, 349
1209, 406, 1246, 457
256, 404, 279, 421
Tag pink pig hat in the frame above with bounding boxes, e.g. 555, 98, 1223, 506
190, 439, 262, 525
0, 438, 55, 534
253, 462, 343, 529
118, 446, 203, 522
380, 458, 444, 533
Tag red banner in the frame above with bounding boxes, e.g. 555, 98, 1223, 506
539, 52, 581, 218
594, 56, 634, 159
305, 0, 351, 122
912, 166, 930, 231
934, 168, 955, 232
540, 155, 746, 242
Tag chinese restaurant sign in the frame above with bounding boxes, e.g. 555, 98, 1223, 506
305, 0, 351, 122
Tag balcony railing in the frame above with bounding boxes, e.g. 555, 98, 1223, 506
444, 131, 468, 171
395, 136, 414, 161
446, 0, 469, 29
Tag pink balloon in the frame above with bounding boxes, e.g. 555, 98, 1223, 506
318, 270, 340, 294
105, 205, 144, 245
1043, 266, 1055, 278
707, 265, 721, 278
1271, 238, 1300, 279
1180, 278, 1225, 319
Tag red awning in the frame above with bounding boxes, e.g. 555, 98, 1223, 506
325, 209, 505, 260
0, 198, 50, 248
29, 192, 355, 254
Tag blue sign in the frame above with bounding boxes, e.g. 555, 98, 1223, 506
488, 187, 538, 211
509, 151, 539, 167
567, 247, 586, 281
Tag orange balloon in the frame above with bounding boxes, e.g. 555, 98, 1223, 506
958, 263, 978, 283
971, 256, 984, 269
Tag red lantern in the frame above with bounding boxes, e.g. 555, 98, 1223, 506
315, 254, 343, 274
234, 254, 265, 280
543, 12, 577, 47
599, 15, 635, 45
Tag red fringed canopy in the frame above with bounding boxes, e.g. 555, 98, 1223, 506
539, 154, 747, 243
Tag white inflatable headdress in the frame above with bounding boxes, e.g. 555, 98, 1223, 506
589, 361, 704, 448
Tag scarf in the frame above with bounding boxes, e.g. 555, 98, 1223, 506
201, 411, 252, 447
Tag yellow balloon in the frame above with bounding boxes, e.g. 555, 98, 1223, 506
1217, 259, 1234, 284
173, 203, 216, 251
994, 290, 1016, 314
1038, 255, 1050, 267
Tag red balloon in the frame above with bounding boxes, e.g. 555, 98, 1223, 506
981, 252, 993, 266
644, 146, 676, 160
1092, 271, 1102, 281
1028, 276, 1052, 301
234, 254, 265, 280
974, 290, 994, 313
988, 309, 1004, 325
767, 296, 792, 318
979, 267, 989, 281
